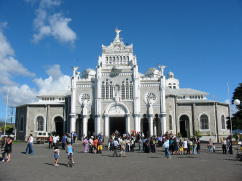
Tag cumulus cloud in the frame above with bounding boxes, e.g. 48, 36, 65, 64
30, 0, 76, 44
34, 64, 70, 95
0, 23, 70, 107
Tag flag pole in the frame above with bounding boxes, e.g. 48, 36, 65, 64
4, 89, 9, 135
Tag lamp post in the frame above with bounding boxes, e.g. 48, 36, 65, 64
4, 89, 9, 135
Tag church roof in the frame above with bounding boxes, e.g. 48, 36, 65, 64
166, 88, 208, 96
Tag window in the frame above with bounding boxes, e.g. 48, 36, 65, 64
102, 82, 105, 98
121, 82, 125, 99
37, 116, 44, 131
110, 82, 113, 98
19, 117, 24, 131
169, 115, 172, 130
221, 115, 225, 129
106, 80, 109, 99
200, 114, 209, 129
130, 81, 133, 99
126, 79, 129, 99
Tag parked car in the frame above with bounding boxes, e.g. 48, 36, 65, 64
32, 131, 50, 144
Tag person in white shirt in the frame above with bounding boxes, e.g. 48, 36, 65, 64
25, 134, 34, 154
53, 135, 59, 147
183, 139, 188, 154
113, 138, 120, 157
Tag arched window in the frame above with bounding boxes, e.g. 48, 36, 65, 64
221, 115, 225, 129
169, 115, 172, 130
106, 79, 109, 99
200, 114, 209, 129
126, 79, 129, 99
129, 81, 133, 99
101, 82, 105, 98
19, 117, 24, 131
37, 116, 44, 131
110, 81, 113, 98
121, 81, 125, 99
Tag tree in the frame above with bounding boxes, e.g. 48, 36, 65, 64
232, 83, 242, 130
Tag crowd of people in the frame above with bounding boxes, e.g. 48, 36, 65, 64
0, 130, 237, 166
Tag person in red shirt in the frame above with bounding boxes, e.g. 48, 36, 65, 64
93, 137, 98, 154
48, 135, 53, 149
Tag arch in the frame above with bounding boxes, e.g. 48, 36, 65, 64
169, 115, 172, 130
221, 115, 226, 130
36, 116, 44, 131
19, 116, 24, 131
200, 113, 209, 130
179, 114, 190, 138
104, 102, 130, 115
53, 115, 64, 136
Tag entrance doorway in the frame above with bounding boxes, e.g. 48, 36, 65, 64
109, 117, 126, 135
179, 115, 190, 138
88, 117, 95, 137
141, 114, 149, 137
54, 116, 64, 136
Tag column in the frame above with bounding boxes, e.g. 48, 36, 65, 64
154, 122, 157, 136
95, 115, 101, 135
70, 67, 78, 133
134, 114, 141, 132
148, 114, 154, 136
125, 114, 130, 134
104, 114, 109, 137
159, 65, 167, 135
82, 115, 88, 137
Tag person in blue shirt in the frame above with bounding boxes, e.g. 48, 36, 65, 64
66, 142, 74, 167
163, 138, 171, 159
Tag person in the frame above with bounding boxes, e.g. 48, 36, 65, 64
61, 134, 67, 150
25, 134, 34, 154
48, 135, 53, 149
93, 137, 98, 154
222, 139, 227, 154
73, 132, 77, 143
66, 142, 74, 167
82, 137, 89, 153
183, 139, 188, 155
196, 138, 200, 154
120, 138, 126, 157
2, 136, 13, 162
53, 145, 60, 166
53, 135, 59, 148
163, 138, 171, 159
97, 139, 103, 154
113, 138, 119, 157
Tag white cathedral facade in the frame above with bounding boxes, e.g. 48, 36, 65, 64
16, 30, 230, 142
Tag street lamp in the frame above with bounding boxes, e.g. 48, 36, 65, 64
234, 99, 241, 106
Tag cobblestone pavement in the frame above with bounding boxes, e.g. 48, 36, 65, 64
0, 143, 241, 181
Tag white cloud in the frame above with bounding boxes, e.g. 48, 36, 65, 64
0, 22, 70, 107
34, 64, 70, 95
31, 0, 76, 44
0, 22, 35, 86
1, 85, 37, 107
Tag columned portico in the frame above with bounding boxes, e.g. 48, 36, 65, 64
148, 114, 154, 136
95, 115, 101, 135
104, 114, 109, 137
82, 115, 88, 137
125, 114, 131, 134
134, 114, 141, 132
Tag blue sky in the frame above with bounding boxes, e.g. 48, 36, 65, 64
0, 0, 241, 120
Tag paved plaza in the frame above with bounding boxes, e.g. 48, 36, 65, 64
0, 142, 241, 181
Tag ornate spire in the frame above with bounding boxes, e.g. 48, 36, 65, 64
114, 28, 122, 42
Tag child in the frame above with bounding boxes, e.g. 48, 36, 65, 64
66, 142, 74, 167
53, 146, 60, 166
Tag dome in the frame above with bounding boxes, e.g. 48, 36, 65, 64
168, 72, 174, 78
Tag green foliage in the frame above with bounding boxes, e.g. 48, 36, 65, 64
194, 130, 202, 138
232, 83, 242, 130
0, 125, 14, 134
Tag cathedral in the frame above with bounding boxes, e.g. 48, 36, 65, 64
15, 29, 230, 142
